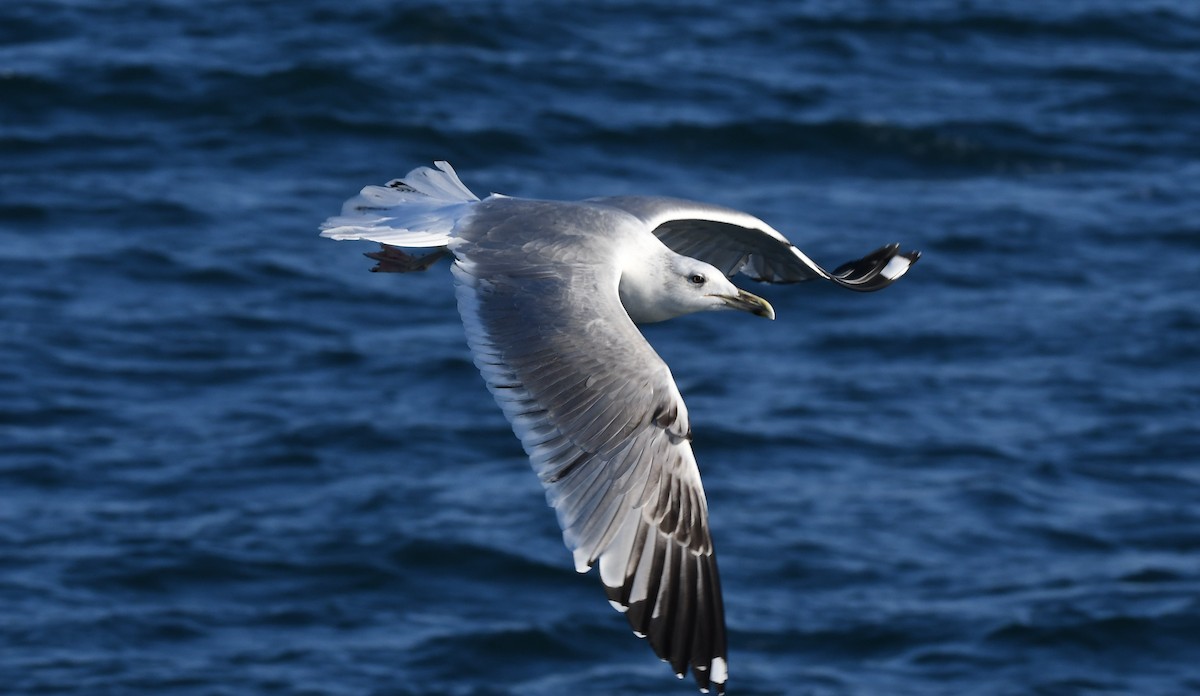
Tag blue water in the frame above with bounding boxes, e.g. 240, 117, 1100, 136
3, 1, 1199, 694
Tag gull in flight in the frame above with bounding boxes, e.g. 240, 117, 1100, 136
321, 162, 919, 694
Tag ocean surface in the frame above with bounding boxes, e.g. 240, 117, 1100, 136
3, 1, 1199, 694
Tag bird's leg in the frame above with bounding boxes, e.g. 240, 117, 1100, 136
364, 244, 447, 273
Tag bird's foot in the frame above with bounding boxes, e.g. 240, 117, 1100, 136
364, 244, 447, 273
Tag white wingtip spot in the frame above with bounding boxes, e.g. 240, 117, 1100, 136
880, 255, 911, 280
607, 600, 629, 613
711, 657, 728, 684
572, 548, 592, 573
633, 631, 646, 638
675, 673, 684, 680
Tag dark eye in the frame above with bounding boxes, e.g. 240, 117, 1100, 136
688, 273, 706, 285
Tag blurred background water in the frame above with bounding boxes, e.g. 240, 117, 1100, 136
2, 1, 1199, 694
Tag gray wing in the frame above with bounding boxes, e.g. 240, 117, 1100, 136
450, 199, 728, 694
591, 195, 920, 291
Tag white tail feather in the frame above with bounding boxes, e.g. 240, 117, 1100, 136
319, 161, 480, 247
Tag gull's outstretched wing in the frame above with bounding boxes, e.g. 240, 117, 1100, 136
591, 196, 920, 291
450, 197, 728, 694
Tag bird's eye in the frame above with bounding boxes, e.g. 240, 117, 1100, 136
688, 274, 706, 285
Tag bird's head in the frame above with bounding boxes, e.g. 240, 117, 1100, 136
619, 250, 775, 323
669, 255, 775, 321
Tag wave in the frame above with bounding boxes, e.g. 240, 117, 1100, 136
529, 114, 1119, 176
771, 5, 1200, 47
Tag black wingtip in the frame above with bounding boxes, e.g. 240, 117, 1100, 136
829, 243, 920, 292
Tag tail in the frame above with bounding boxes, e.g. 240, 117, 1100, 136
319, 161, 480, 247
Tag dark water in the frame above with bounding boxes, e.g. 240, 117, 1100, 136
3, 1, 1199, 694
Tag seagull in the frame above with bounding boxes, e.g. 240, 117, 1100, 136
320, 161, 918, 694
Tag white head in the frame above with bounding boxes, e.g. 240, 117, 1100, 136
618, 247, 775, 324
